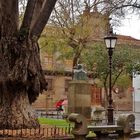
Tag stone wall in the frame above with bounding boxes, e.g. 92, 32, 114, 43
32, 92, 47, 110
32, 75, 133, 112
32, 76, 71, 110
113, 87, 133, 111
68, 81, 92, 119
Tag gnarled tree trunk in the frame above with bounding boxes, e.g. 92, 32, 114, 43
0, 91, 39, 128
0, 0, 57, 128
0, 39, 46, 128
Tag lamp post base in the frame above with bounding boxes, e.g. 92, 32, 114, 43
107, 106, 114, 125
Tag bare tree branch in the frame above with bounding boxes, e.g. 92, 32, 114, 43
31, 0, 44, 29
30, 0, 57, 40
116, 3, 140, 9
111, 68, 124, 89
20, 0, 37, 37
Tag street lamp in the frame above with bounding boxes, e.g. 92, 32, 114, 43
104, 27, 117, 125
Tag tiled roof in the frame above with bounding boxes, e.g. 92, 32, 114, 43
116, 34, 140, 46
91, 34, 140, 47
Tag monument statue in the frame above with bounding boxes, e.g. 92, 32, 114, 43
73, 64, 88, 80
68, 64, 91, 119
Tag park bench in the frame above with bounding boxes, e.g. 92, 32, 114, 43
88, 113, 135, 138
88, 125, 123, 137
36, 108, 61, 118
68, 113, 135, 139
45, 108, 63, 118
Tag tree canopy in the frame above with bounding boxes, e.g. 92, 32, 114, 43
40, 0, 140, 70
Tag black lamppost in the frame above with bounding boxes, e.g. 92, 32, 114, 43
104, 27, 117, 125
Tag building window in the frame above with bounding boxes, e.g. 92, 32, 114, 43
44, 55, 54, 69
46, 78, 53, 90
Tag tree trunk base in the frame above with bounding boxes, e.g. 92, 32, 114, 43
0, 93, 39, 129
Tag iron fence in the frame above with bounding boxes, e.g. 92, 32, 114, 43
0, 124, 73, 139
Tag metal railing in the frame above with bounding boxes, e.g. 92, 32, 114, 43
0, 124, 73, 139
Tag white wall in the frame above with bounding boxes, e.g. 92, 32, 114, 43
133, 74, 140, 112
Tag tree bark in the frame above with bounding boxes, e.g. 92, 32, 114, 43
30, 0, 57, 39
1, 0, 18, 37
0, 90, 39, 129
0, 0, 57, 129
20, 0, 37, 35
31, 0, 44, 29
0, 38, 47, 128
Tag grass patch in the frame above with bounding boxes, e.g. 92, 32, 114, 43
38, 118, 73, 127
38, 118, 96, 138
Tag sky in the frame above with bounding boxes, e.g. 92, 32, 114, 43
115, 14, 140, 40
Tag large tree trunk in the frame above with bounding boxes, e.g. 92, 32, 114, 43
0, 0, 57, 129
0, 38, 46, 128
0, 91, 39, 129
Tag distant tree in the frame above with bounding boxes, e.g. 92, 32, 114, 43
42, 0, 109, 72
81, 42, 140, 106
42, 0, 140, 74
0, 0, 57, 128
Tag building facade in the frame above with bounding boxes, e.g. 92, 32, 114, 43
32, 11, 140, 112
133, 74, 140, 112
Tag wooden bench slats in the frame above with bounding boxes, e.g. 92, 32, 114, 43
88, 125, 123, 131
